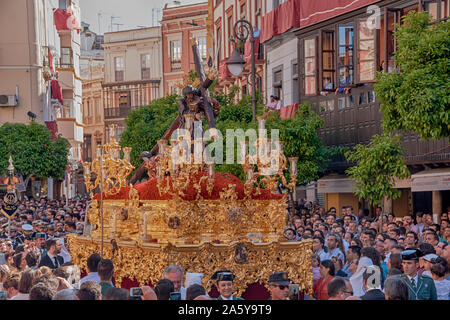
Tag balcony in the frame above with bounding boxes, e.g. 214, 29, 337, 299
171, 61, 182, 72
104, 106, 132, 119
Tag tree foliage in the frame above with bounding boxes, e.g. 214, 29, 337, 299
374, 11, 450, 139
345, 134, 410, 206
265, 104, 331, 185
0, 122, 70, 180
119, 94, 179, 168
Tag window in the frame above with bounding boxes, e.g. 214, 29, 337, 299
358, 19, 377, 82
273, 0, 280, 9
170, 40, 182, 72
170, 41, 182, 62
60, 47, 72, 67
141, 54, 151, 80
83, 134, 92, 162
227, 15, 233, 56
304, 38, 317, 95
196, 37, 207, 60
119, 92, 130, 108
423, 0, 450, 20
114, 57, 124, 82
381, 8, 401, 73
217, 26, 222, 63
292, 60, 299, 102
322, 31, 335, 90
273, 68, 283, 100
338, 26, 354, 86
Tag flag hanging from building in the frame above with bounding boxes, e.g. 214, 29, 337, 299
51, 80, 64, 105
53, 9, 81, 33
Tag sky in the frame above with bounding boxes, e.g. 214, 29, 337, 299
79, 0, 207, 34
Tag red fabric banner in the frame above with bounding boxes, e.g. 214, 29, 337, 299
45, 121, 58, 141
53, 9, 81, 33
278, 0, 300, 34
260, 8, 279, 43
51, 80, 63, 105
48, 47, 53, 73
280, 103, 299, 119
244, 37, 260, 64
299, 0, 381, 29
218, 58, 231, 83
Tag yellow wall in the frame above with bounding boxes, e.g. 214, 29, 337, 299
325, 193, 359, 218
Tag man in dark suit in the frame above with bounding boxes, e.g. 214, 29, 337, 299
38, 238, 64, 270
360, 266, 385, 300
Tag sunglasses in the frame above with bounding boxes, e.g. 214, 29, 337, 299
277, 285, 289, 290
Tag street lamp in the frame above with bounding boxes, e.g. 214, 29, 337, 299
226, 19, 257, 122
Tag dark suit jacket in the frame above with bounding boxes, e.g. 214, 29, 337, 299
38, 253, 64, 270
361, 289, 386, 300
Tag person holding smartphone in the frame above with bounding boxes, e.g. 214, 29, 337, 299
210, 270, 243, 300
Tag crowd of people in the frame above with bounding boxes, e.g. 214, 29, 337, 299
283, 200, 450, 300
1, 195, 449, 300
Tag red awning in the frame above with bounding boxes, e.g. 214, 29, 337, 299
51, 80, 63, 105
260, 8, 279, 43
278, 0, 300, 34
45, 121, 59, 141
54, 9, 81, 33
299, 0, 382, 29
244, 37, 260, 64
280, 103, 299, 119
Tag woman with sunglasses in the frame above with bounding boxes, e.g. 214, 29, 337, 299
313, 260, 335, 300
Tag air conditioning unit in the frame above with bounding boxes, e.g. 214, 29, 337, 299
0, 95, 18, 107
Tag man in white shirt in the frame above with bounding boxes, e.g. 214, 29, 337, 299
325, 233, 345, 265
79, 253, 102, 285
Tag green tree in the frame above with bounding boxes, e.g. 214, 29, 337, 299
265, 104, 331, 185
345, 134, 410, 206
374, 11, 450, 139
119, 94, 179, 168
0, 122, 70, 186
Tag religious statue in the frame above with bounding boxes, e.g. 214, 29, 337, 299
130, 39, 220, 184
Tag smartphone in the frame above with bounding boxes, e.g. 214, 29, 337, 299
130, 287, 143, 297
170, 292, 181, 300
288, 284, 299, 300
0, 291, 7, 300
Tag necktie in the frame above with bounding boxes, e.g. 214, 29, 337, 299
54, 256, 58, 268
411, 278, 416, 290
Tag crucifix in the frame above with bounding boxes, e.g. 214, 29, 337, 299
129, 40, 220, 184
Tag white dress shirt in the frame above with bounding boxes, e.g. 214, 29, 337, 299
350, 256, 373, 297
79, 272, 101, 285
